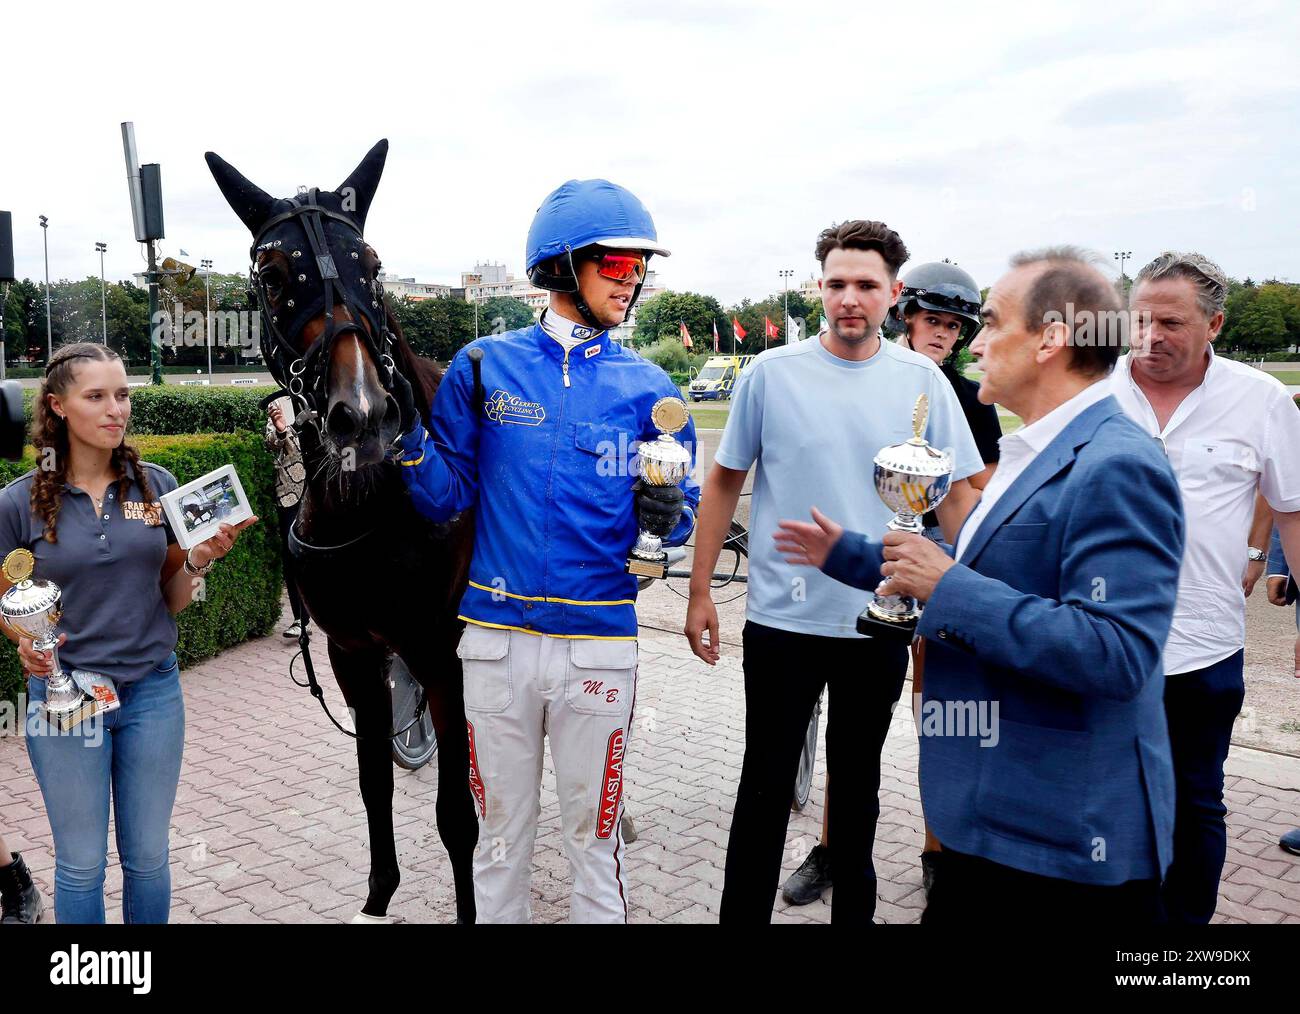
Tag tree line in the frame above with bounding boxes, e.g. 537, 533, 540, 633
5, 271, 1295, 371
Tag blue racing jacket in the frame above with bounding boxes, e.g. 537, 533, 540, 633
397, 324, 700, 639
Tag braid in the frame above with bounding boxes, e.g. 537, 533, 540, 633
30, 399, 69, 545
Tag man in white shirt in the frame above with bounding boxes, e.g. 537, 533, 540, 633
1109, 251, 1300, 924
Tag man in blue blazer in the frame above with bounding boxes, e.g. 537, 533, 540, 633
776, 247, 1185, 923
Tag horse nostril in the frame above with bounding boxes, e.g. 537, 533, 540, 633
327, 402, 363, 440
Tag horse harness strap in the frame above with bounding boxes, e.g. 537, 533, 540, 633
290, 616, 427, 745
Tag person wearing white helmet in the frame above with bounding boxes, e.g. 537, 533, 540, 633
391, 179, 700, 923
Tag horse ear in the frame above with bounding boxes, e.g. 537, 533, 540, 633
336, 139, 388, 229
205, 151, 277, 235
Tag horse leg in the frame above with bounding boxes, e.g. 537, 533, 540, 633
328, 639, 401, 920
403, 638, 479, 924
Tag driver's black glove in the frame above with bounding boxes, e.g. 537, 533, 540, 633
634, 480, 685, 538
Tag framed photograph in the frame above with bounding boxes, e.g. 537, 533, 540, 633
159, 463, 253, 551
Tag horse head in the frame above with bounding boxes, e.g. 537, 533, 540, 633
205, 139, 408, 468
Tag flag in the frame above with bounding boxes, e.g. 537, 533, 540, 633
787, 315, 801, 342
764, 316, 779, 341
732, 316, 747, 341
712, 320, 720, 352
679, 321, 693, 349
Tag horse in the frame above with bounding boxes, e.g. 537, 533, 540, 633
205, 140, 479, 923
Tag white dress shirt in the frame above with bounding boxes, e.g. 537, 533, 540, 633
955, 379, 1113, 562
1110, 345, 1300, 675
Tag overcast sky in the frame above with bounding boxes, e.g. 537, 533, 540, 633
3, 0, 1297, 305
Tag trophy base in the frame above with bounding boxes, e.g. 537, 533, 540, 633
856, 605, 920, 641
37, 671, 120, 732
39, 700, 94, 733
626, 556, 668, 580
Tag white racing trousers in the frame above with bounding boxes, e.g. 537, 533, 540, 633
456, 623, 638, 923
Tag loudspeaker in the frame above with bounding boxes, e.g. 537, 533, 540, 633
0, 212, 14, 283
141, 163, 165, 240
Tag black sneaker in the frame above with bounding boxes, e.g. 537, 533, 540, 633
782, 845, 832, 906
1281, 829, 1300, 856
0, 852, 45, 924
921, 850, 942, 898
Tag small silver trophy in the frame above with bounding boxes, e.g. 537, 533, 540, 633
1, 548, 83, 720
626, 397, 692, 580
857, 394, 954, 639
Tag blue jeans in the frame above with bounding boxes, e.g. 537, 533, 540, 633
24, 653, 185, 924
1160, 649, 1245, 925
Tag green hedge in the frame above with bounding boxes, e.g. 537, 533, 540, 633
0, 430, 282, 706
21, 385, 280, 435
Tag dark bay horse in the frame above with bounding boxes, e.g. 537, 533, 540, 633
206, 140, 478, 922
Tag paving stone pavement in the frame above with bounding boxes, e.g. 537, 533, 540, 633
3, 601, 1300, 924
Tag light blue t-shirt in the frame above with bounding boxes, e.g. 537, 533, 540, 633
715, 336, 984, 638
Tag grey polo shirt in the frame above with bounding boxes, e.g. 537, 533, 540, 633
0, 459, 180, 685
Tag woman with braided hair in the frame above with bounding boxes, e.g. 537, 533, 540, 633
0, 342, 256, 923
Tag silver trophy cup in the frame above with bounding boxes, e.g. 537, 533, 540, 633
1, 549, 83, 718
626, 398, 692, 580
857, 394, 954, 639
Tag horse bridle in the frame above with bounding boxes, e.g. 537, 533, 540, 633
248, 187, 398, 446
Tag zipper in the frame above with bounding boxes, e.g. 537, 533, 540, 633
542, 343, 571, 613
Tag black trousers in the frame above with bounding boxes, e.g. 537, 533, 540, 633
922, 847, 1162, 925
1161, 649, 1246, 924
276, 502, 306, 624
720, 620, 907, 924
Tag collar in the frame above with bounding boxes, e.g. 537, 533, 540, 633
535, 313, 610, 363
1115, 343, 1216, 438
1008, 378, 1113, 454
812, 331, 886, 369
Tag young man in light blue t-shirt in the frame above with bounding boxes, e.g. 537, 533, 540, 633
685, 220, 983, 924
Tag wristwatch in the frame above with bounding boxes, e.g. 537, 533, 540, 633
1247, 547, 1267, 563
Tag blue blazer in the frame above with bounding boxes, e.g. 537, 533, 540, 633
824, 396, 1185, 885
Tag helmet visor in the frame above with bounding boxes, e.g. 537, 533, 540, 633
908, 287, 981, 320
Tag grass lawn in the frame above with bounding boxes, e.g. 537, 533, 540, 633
998, 413, 1022, 434
688, 404, 731, 429
1268, 371, 1300, 385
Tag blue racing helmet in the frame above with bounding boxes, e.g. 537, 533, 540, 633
525, 180, 669, 327
526, 179, 670, 276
